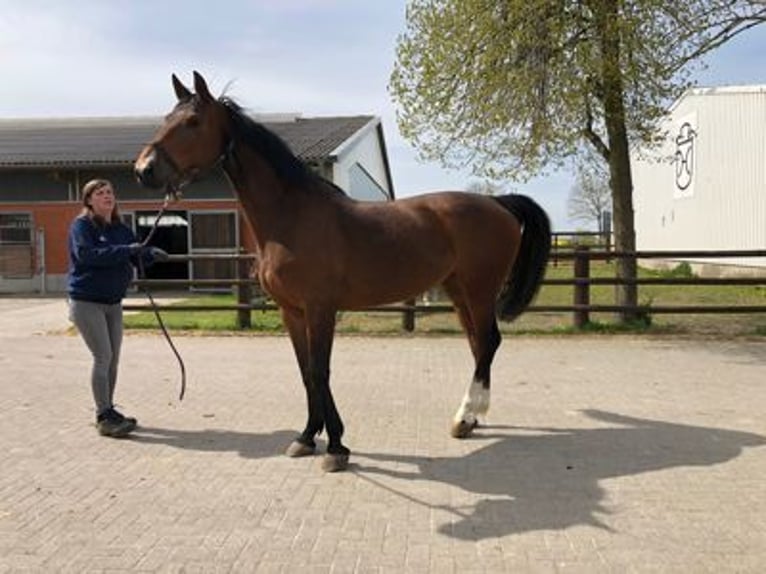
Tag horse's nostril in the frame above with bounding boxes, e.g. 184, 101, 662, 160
135, 162, 154, 186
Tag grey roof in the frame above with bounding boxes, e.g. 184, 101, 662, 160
0, 114, 377, 168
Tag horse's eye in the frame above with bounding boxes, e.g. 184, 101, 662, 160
185, 116, 200, 128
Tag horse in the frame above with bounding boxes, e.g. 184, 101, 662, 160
135, 71, 552, 472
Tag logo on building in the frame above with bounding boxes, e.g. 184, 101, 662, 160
673, 113, 697, 198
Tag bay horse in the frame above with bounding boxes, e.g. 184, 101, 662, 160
135, 71, 552, 472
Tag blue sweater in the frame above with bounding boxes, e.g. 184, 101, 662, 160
67, 216, 150, 304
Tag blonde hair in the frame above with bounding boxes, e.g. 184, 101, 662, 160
81, 178, 122, 224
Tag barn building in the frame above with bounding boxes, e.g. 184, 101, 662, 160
0, 114, 394, 293
632, 85, 766, 276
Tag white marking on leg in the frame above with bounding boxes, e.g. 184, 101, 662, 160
453, 378, 490, 425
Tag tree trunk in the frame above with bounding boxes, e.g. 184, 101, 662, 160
598, 0, 639, 323
607, 122, 639, 322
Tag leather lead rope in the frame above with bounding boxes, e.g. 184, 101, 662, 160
137, 197, 187, 401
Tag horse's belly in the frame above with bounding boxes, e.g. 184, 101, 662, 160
338, 262, 449, 309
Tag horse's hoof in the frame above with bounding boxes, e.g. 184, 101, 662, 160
321, 452, 350, 473
450, 419, 478, 439
286, 440, 316, 458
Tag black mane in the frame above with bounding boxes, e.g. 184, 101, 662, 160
220, 97, 316, 186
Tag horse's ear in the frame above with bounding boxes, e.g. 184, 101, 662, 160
193, 71, 214, 102
172, 74, 193, 102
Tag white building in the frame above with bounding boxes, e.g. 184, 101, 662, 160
632, 85, 766, 275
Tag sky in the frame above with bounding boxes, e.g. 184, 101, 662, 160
1, 1, 765, 230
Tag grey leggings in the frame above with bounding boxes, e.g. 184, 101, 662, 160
69, 299, 123, 416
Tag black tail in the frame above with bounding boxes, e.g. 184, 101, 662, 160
493, 194, 552, 322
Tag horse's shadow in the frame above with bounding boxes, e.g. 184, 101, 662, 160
126, 410, 764, 541
352, 410, 765, 540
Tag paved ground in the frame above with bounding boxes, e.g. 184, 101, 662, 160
0, 296, 73, 337
0, 298, 764, 572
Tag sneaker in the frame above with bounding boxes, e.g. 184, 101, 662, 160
111, 408, 138, 431
96, 410, 134, 438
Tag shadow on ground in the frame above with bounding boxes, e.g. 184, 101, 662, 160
352, 410, 766, 540
123, 411, 764, 541
130, 427, 300, 460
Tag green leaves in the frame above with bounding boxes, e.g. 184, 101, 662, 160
391, 0, 766, 179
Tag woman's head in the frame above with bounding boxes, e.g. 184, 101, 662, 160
81, 179, 121, 224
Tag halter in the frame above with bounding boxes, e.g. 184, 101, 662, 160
151, 134, 235, 199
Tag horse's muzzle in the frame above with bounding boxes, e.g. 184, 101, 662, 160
134, 147, 164, 189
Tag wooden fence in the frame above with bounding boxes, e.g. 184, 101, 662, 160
550, 231, 611, 266
125, 248, 766, 331
547, 246, 766, 328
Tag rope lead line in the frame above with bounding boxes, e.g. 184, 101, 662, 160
141, 286, 187, 401
137, 197, 187, 401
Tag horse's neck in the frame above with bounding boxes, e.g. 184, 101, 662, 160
223, 143, 289, 250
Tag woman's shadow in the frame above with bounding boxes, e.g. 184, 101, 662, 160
130, 425, 301, 460
352, 410, 765, 540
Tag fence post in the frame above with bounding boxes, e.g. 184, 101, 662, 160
237, 257, 252, 329
573, 245, 590, 328
402, 298, 415, 332
602, 212, 612, 263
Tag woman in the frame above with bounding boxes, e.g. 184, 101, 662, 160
67, 179, 167, 438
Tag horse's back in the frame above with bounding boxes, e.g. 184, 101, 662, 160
356, 191, 517, 228
345, 191, 517, 259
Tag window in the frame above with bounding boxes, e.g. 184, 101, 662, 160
349, 163, 388, 201
189, 211, 239, 288
0, 213, 32, 244
0, 213, 34, 277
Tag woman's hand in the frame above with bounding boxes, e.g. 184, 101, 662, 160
150, 247, 170, 262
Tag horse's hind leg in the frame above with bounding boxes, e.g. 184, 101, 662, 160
443, 277, 502, 438
281, 306, 323, 458
452, 317, 501, 438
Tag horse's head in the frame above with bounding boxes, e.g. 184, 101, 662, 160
135, 71, 229, 197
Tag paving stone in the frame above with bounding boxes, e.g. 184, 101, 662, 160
0, 299, 764, 572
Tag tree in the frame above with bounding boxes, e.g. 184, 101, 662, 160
390, 0, 766, 322
567, 164, 611, 231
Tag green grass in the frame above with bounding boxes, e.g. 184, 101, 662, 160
530, 261, 766, 336
124, 262, 766, 337
125, 297, 283, 332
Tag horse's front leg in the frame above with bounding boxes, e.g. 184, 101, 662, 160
305, 307, 350, 472
281, 306, 323, 457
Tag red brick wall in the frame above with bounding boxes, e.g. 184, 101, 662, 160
0, 199, 252, 276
